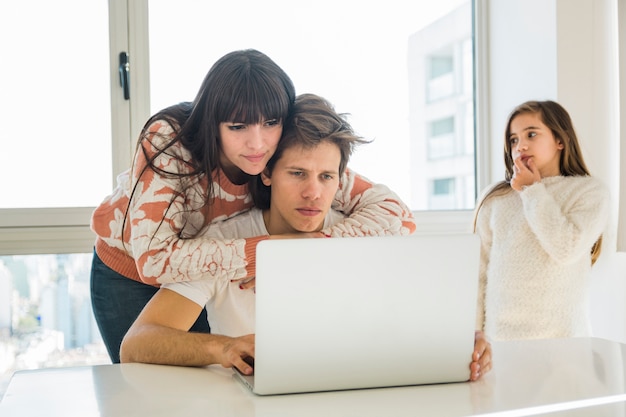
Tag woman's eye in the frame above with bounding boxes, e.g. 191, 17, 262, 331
264, 119, 280, 127
228, 124, 246, 131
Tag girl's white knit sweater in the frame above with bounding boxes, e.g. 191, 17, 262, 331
475, 175, 610, 341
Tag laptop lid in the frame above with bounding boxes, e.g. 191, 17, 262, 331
246, 234, 479, 395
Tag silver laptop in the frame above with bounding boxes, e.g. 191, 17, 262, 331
235, 234, 480, 395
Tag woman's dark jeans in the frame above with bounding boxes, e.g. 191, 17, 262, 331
90, 249, 210, 363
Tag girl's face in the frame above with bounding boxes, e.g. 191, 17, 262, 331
218, 119, 283, 180
509, 112, 564, 178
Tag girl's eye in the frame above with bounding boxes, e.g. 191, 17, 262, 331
509, 137, 518, 145
528, 131, 537, 138
264, 119, 280, 127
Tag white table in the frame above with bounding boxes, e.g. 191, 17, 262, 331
1, 337, 626, 417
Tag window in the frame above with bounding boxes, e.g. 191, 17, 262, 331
0, 0, 132, 256
433, 178, 455, 195
0, 254, 106, 361
0, 0, 121, 394
431, 117, 456, 137
427, 52, 456, 101
0, 1, 113, 209
430, 178, 456, 210
429, 55, 455, 79
428, 117, 456, 159
0, 253, 109, 397
406, 1, 475, 210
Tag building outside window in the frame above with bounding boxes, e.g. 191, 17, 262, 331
427, 53, 455, 102
429, 178, 456, 209
428, 116, 456, 159
0, 254, 109, 396
409, 2, 474, 210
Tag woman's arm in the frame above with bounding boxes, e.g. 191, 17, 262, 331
324, 168, 416, 237
127, 121, 261, 285
125, 125, 415, 285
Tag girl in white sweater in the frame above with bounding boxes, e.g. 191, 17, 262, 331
473, 100, 610, 341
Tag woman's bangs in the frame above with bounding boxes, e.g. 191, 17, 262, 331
220, 78, 290, 124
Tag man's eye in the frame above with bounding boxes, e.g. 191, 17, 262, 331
322, 174, 334, 181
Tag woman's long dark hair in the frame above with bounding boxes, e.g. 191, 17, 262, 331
124, 49, 296, 239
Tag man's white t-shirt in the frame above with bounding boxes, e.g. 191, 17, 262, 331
162, 208, 345, 337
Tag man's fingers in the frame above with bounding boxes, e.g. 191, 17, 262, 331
233, 356, 254, 375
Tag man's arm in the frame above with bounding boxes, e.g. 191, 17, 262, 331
119, 288, 255, 374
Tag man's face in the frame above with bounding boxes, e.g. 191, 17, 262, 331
262, 141, 341, 234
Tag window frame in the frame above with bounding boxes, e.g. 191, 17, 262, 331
0, 0, 150, 256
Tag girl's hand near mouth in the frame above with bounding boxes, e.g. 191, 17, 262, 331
511, 155, 541, 191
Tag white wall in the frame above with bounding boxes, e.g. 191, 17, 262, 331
486, 0, 626, 343
556, 0, 625, 343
